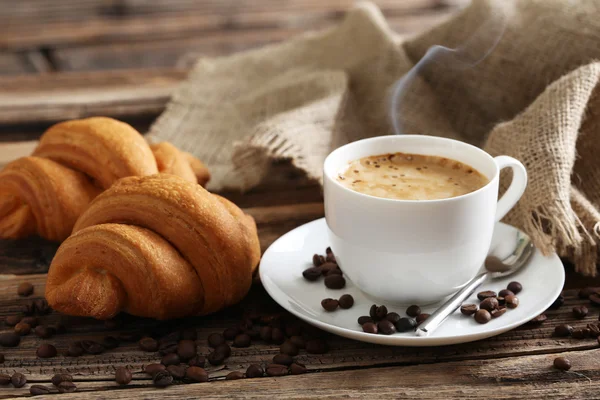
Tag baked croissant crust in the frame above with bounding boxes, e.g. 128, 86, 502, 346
0, 117, 210, 241
45, 174, 261, 320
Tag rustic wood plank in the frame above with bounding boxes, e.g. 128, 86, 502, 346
0, 52, 47, 75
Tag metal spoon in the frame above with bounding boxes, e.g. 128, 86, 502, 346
415, 232, 534, 337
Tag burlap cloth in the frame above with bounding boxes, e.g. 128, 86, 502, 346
148, 0, 600, 276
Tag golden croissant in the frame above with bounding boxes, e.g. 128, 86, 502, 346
45, 174, 261, 320
0, 117, 210, 241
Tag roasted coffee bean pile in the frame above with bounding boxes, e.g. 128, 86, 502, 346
460, 281, 522, 324
321, 294, 354, 312
303, 248, 346, 289
357, 304, 425, 335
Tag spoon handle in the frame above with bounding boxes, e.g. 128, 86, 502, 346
415, 272, 488, 337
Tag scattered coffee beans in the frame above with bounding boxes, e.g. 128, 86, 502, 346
579, 287, 599, 299
139, 337, 159, 352
5, 315, 22, 326
528, 314, 547, 325
313, 254, 325, 267
246, 364, 264, 378
377, 320, 397, 335
590, 294, 600, 307
233, 333, 251, 348
215, 343, 232, 358
572, 305, 588, 319
571, 328, 589, 339
507, 281, 522, 294
498, 289, 514, 298
358, 316, 374, 325
280, 340, 299, 356
321, 298, 339, 312
505, 295, 519, 309
339, 294, 354, 309
273, 354, 294, 366
153, 370, 173, 387
66, 342, 84, 357
587, 324, 600, 337
416, 313, 430, 325
17, 282, 34, 297
460, 304, 478, 316
185, 366, 209, 383
554, 324, 573, 337
324, 274, 346, 289
81, 340, 104, 355
145, 363, 166, 376
58, 381, 77, 393
553, 357, 571, 371
320, 262, 340, 276
306, 339, 328, 354
207, 351, 226, 366
0, 332, 20, 347
11, 372, 26, 388
290, 362, 307, 375
474, 309, 492, 324
102, 336, 120, 349
176, 340, 196, 360
266, 365, 288, 377
290, 336, 306, 349
477, 291, 497, 301
51, 373, 72, 386
34, 325, 54, 339
362, 322, 378, 334
167, 365, 187, 380
385, 312, 401, 324
491, 307, 507, 319
14, 322, 31, 335
161, 353, 180, 366
207, 333, 225, 349
549, 294, 565, 310
223, 327, 240, 340
37, 343, 57, 358
30, 384, 51, 395
188, 355, 206, 368
226, 371, 245, 380
480, 297, 499, 312
395, 317, 417, 332
34, 299, 51, 315
259, 326, 273, 342
0, 374, 10, 385
406, 305, 421, 318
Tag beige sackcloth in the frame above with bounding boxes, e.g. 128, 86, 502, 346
148, 0, 600, 276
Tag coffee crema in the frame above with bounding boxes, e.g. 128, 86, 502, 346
337, 152, 488, 200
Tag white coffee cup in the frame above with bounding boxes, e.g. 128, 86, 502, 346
323, 135, 527, 305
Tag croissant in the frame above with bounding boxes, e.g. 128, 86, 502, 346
45, 174, 261, 320
0, 117, 209, 241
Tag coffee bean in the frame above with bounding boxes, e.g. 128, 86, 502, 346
377, 320, 397, 335
30, 384, 51, 395
0, 332, 20, 347
5, 314, 22, 326
338, 294, 354, 309
549, 294, 565, 310
186, 366, 209, 382
590, 294, 600, 306
280, 340, 299, 356
480, 297, 499, 312
102, 336, 120, 349
587, 324, 600, 337
306, 339, 328, 354
313, 254, 325, 267
271, 328, 285, 344
246, 364, 264, 378
505, 295, 519, 309
139, 337, 158, 352
161, 353, 180, 366
289, 362, 307, 375
58, 381, 77, 393
358, 316, 374, 325
52, 373, 72, 386
321, 298, 339, 312
477, 291, 497, 301
573, 305, 588, 319
553, 357, 571, 371
33, 299, 51, 315
290, 335, 306, 349
385, 312, 401, 324
497, 296, 506, 306
406, 305, 421, 318
579, 287, 600, 299
325, 268, 343, 276
362, 322, 378, 334
207, 332, 225, 349
324, 274, 345, 289
66, 342, 84, 357
14, 322, 31, 335
226, 371, 245, 380
460, 304, 478, 316
507, 281, 522, 294
498, 289, 514, 298
491, 307, 507, 318
214, 343, 231, 358
22, 301, 35, 316
188, 355, 206, 368
233, 333, 251, 348
167, 365, 188, 380
571, 328, 590, 339
395, 317, 417, 332
17, 282, 34, 297
320, 262, 339, 275
474, 309, 492, 324
416, 313, 430, 325
266, 365, 288, 377
223, 327, 240, 340
153, 370, 173, 387
145, 363, 166, 376
325, 247, 333, 255
80, 340, 104, 355
159, 331, 181, 344
207, 351, 226, 366
11, 372, 26, 388
273, 354, 294, 366
37, 343, 57, 358
303, 267, 323, 281
0, 374, 10, 385
527, 314, 547, 325
177, 340, 197, 360
554, 324, 573, 337
369, 304, 378, 320
326, 253, 336, 264
181, 328, 197, 341
158, 341, 177, 355
21, 316, 37, 328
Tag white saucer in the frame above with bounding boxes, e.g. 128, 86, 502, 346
259, 218, 565, 347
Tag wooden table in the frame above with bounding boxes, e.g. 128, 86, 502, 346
2, 1, 600, 398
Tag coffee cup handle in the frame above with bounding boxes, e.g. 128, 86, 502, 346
493, 156, 527, 222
